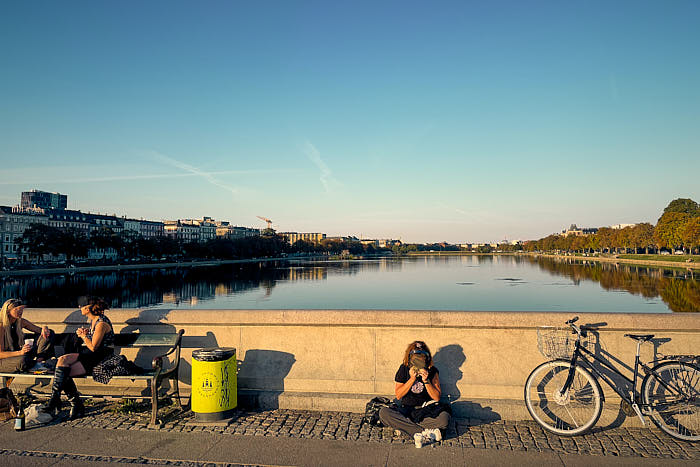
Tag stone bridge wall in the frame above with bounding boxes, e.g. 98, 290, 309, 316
25, 309, 700, 426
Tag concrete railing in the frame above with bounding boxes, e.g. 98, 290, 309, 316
21, 309, 700, 426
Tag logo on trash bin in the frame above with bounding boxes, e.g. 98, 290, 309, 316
198, 371, 217, 397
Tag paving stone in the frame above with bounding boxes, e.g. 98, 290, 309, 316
26, 404, 699, 461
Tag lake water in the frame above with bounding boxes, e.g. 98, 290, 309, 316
2, 255, 698, 313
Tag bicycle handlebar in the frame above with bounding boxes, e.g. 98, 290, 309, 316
566, 316, 586, 338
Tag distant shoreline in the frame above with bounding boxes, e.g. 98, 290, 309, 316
0, 256, 304, 277
532, 253, 700, 270
408, 251, 700, 269
3, 251, 697, 277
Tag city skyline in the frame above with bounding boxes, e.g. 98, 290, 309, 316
1, 1, 698, 243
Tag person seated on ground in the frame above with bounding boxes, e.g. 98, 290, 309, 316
379, 340, 451, 448
0, 298, 54, 373
44, 296, 115, 420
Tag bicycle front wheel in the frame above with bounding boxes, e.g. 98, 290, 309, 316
525, 360, 603, 436
642, 361, 700, 441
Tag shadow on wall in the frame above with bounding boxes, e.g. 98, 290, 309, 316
433, 344, 501, 423
237, 349, 296, 409
121, 309, 218, 392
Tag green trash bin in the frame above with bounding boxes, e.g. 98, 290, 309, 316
191, 347, 237, 421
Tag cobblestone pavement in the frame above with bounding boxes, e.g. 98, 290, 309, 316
55, 403, 700, 461
0, 449, 251, 467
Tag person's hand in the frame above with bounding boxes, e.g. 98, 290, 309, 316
408, 366, 418, 380
20, 343, 32, 355
76, 327, 88, 338
41, 325, 50, 339
419, 368, 429, 382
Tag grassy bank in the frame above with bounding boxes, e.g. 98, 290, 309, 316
618, 254, 700, 263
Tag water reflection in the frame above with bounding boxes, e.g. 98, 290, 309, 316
528, 256, 699, 313
0, 260, 377, 309
1, 256, 697, 312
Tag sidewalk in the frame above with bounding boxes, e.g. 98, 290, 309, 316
1, 404, 698, 466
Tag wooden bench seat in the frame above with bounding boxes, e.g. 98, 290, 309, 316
1, 330, 185, 428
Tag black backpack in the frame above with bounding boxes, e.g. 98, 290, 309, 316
363, 396, 394, 426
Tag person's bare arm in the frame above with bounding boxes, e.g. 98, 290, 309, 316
0, 326, 30, 359
394, 366, 418, 400
421, 369, 442, 401
79, 322, 110, 351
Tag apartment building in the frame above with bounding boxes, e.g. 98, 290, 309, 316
280, 232, 327, 244
0, 206, 49, 263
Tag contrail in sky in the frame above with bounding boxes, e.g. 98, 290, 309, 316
151, 151, 238, 196
303, 141, 339, 193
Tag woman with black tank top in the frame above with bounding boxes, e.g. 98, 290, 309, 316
44, 296, 115, 420
378, 340, 451, 448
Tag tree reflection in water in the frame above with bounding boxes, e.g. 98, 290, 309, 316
1, 257, 697, 312
0, 260, 371, 309
530, 257, 699, 313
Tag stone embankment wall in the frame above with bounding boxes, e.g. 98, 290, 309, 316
26, 309, 700, 426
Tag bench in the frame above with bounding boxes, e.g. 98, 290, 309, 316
0, 330, 185, 428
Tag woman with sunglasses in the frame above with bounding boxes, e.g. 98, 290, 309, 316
0, 298, 54, 373
379, 340, 451, 448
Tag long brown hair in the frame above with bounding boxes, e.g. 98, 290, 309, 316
1, 299, 25, 351
402, 340, 432, 367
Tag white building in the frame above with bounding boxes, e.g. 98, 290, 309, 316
0, 206, 49, 264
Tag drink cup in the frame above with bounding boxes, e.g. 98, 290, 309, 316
25, 339, 34, 348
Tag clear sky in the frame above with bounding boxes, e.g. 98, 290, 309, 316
1, 1, 698, 243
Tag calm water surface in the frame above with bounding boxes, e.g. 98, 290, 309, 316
2, 255, 698, 313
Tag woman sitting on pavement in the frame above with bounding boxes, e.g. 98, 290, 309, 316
379, 340, 451, 448
0, 298, 54, 373
44, 296, 115, 420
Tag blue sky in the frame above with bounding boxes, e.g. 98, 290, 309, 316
1, 1, 698, 243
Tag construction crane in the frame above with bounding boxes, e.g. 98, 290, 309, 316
256, 216, 273, 229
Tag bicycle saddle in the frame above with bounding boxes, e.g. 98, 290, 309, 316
624, 334, 654, 341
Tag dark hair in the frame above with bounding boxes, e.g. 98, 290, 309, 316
78, 296, 109, 316
402, 340, 432, 367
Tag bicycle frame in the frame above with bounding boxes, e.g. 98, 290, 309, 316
560, 336, 669, 424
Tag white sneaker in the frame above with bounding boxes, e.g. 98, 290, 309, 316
414, 432, 428, 448
426, 428, 442, 442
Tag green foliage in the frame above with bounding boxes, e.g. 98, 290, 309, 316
654, 212, 691, 251
662, 198, 700, 218
15, 223, 89, 261
528, 198, 699, 255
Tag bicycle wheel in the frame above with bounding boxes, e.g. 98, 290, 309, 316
642, 361, 700, 441
525, 360, 603, 436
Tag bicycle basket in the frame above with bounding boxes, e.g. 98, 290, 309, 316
537, 327, 592, 360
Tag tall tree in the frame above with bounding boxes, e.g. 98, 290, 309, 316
662, 198, 700, 217
681, 217, 700, 255
15, 223, 60, 261
597, 227, 615, 254
654, 212, 690, 252
632, 223, 655, 254
57, 228, 89, 261
90, 227, 120, 260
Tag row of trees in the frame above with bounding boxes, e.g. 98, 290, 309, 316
524, 198, 700, 255
14, 224, 391, 264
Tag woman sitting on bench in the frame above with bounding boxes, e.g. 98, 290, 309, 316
0, 298, 54, 373
44, 296, 115, 420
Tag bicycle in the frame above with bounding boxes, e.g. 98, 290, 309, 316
524, 316, 700, 441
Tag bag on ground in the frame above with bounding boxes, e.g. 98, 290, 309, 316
25, 403, 54, 426
363, 396, 394, 426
